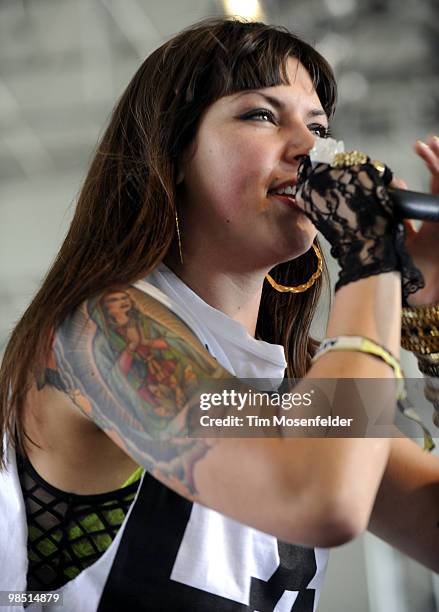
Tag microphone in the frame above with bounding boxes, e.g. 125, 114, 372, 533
388, 188, 439, 222
309, 137, 439, 222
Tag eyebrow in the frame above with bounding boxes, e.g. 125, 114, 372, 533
234, 90, 327, 119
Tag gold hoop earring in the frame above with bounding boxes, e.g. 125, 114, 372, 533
265, 244, 322, 293
175, 209, 184, 265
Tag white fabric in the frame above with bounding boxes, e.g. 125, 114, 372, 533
0, 262, 328, 611
169, 503, 280, 605
134, 262, 287, 383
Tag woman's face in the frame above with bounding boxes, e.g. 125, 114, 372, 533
177, 57, 329, 271
102, 292, 133, 320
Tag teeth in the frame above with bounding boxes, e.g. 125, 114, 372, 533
274, 184, 295, 195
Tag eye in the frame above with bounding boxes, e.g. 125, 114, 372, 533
308, 123, 331, 139
242, 108, 276, 123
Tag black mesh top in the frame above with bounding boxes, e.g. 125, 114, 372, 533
16, 453, 142, 591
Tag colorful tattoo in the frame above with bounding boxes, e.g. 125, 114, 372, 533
45, 287, 229, 498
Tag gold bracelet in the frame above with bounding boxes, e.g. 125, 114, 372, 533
401, 302, 439, 354
423, 379, 439, 428
416, 354, 439, 377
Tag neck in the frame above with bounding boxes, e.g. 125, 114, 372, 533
163, 249, 268, 338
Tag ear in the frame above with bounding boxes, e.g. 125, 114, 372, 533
176, 139, 196, 186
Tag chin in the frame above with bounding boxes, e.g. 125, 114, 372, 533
279, 232, 318, 262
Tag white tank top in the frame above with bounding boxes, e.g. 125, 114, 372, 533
0, 263, 329, 611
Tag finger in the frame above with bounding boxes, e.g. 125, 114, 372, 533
402, 219, 418, 236
414, 140, 439, 174
426, 134, 439, 156
389, 175, 408, 190
414, 219, 437, 237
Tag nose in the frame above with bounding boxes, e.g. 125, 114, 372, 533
282, 119, 316, 165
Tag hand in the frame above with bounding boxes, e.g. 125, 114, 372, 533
396, 135, 439, 306
294, 158, 424, 300
416, 135, 439, 195
125, 322, 141, 351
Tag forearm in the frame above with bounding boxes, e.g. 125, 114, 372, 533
368, 436, 439, 573
287, 272, 402, 531
325, 271, 401, 349
200, 273, 404, 544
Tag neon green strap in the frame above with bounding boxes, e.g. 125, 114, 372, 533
122, 466, 144, 487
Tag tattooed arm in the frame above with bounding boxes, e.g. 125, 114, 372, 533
52, 287, 226, 499
48, 280, 439, 556
47, 284, 342, 546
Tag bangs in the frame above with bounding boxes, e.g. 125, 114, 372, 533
183, 20, 337, 118
166, 18, 337, 159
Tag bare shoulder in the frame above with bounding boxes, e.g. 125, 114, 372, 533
58, 284, 222, 384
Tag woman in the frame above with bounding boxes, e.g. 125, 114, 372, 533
0, 17, 438, 611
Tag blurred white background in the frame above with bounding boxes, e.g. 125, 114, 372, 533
0, 0, 438, 609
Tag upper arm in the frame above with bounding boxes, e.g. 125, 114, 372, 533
51, 286, 228, 499
48, 286, 318, 543
368, 435, 439, 573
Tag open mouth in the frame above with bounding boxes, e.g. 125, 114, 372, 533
267, 177, 299, 209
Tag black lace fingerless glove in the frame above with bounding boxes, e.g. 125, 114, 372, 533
295, 158, 425, 304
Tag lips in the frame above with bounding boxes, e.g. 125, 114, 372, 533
268, 178, 297, 193
268, 192, 301, 211
266, 176, 303, 211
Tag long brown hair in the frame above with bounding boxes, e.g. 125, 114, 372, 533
0, 17, 336, 468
